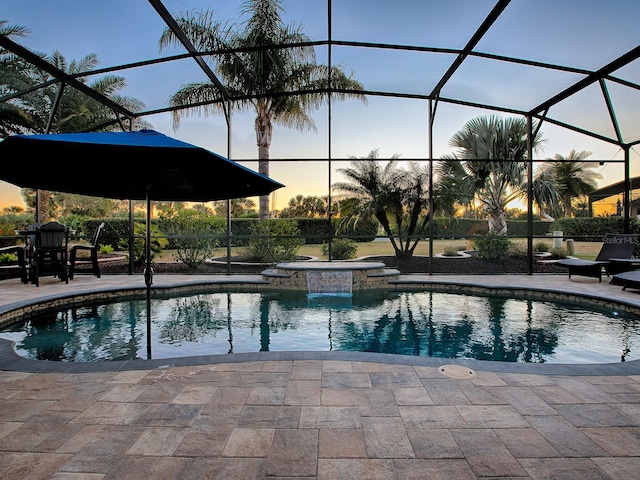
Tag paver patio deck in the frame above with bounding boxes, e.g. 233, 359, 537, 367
1, 272, 640, 479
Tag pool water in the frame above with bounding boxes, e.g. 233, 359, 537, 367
1, 290, 639, 363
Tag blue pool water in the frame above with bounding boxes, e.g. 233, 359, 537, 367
1, 290, 639, 364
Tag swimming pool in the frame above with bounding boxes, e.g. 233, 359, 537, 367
1, 290, 638, 364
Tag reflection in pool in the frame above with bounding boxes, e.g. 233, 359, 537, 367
1, 290, 639, 363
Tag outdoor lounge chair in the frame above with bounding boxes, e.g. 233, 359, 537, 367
69, 222, 105, 279
611, 270, 640, 291
556, 234, 639, 282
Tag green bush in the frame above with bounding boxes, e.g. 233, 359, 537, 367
0, 252, 17, 263
550, 247, 568, 259
322, 238, 357, 260
442, 246, 462, 257
508, 243, 527, 259
117, 222, 169, 265
99, 244, 114, 254
248, 219, 304, 263
158, 209, 225, 268
533, 241, 549, 252
472, 234, 513, 263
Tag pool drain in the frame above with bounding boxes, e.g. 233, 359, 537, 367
439, 365, 476, 379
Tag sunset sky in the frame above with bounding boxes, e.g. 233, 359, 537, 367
2, 0, 639, 212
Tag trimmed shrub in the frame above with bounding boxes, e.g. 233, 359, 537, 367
472, 234, 513, 263
248, 219, 304, 263
158, 209, 225, 268
322, 238, 357, 260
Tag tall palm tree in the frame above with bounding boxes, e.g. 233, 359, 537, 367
540, 150, 601, 218
444, 115, 554, 234
0, 20, 43, 136
43, 51, 149, 133
159, 0, 366, 219
333, 149, 431, 258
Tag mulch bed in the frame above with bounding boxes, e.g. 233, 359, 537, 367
96, 254, 567, 276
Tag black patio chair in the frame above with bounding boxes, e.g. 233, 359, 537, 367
556, 234, 639, 282
69, 222, 105, 279
32, 221, 69, 286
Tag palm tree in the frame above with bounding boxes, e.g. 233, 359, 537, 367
539, 150, 602, 218
0, 20, 43, 136
3, 45, 150, 221
159, 0, 366, 219
333, 149, 431, 258
444, 115, 554, 234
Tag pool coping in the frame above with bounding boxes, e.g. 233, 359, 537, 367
1, 273, 640, 375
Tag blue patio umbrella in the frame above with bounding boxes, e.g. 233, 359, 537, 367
0, 129, 284, 358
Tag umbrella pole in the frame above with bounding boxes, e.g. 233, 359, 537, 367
145, 187, 153, 359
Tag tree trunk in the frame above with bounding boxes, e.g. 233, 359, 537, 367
256, 106, 273, 220
487, 211, 508, 235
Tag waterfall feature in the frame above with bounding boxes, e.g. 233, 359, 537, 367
307, 270, 353, 298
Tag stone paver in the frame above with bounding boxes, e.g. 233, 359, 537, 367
0, 274, 640, 478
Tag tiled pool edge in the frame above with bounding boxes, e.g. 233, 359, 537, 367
2, 274, 640, 375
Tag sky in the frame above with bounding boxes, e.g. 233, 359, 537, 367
2, 0, 639, 212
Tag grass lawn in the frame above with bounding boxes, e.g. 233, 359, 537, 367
210, 238, 603, 262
